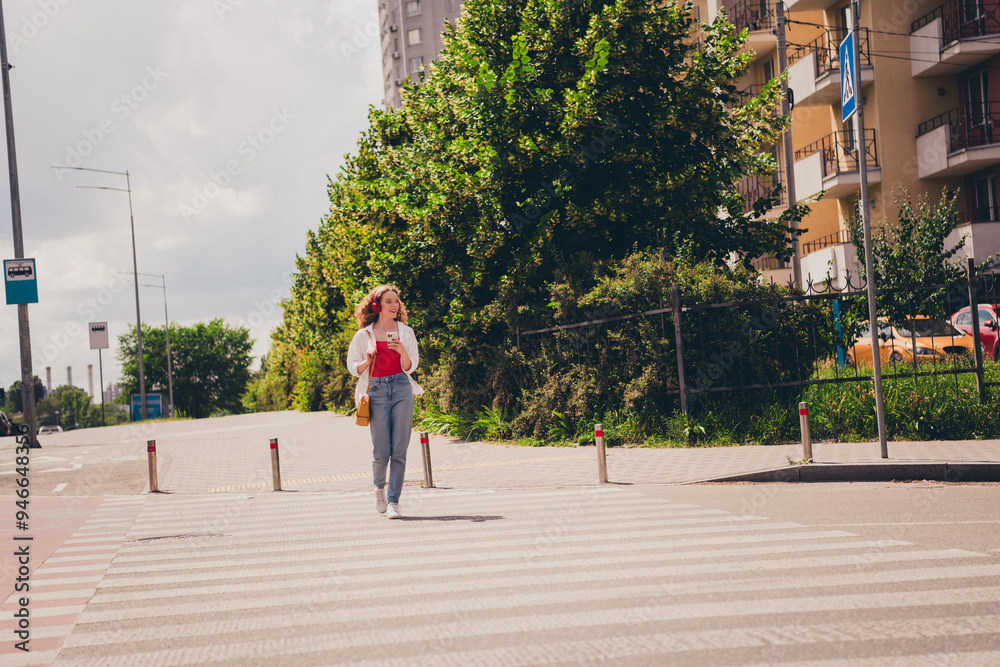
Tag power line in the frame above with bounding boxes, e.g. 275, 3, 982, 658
783, 17, 945, 42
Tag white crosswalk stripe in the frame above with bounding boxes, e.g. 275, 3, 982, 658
13, 487, 1000, 665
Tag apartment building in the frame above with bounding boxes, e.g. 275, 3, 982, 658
710, 0, 1000, 286
379, 0, 464, 108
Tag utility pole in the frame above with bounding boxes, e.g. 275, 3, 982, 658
851, 0, 887, 458
776, 2, 802, 289
53, 166, 147, 421
0, 0, 38, 447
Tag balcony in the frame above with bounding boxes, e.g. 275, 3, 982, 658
787, 28, 874, 107
947, 217, 1000, 265
784, 0, 838, 10
910, 1, 1000, 77
916, 105, 1000, 177
793, 129, 881, 199
727, 0, 776, 53
736, 171, 786, 218
799, 229, 862, 289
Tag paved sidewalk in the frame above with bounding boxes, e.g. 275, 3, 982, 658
4, 412, 998, 497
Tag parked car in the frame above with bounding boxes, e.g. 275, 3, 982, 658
38, 424, 63, 435
951, 304, 1000, 361
846, 316, 980, 366
0, 411, 12, 437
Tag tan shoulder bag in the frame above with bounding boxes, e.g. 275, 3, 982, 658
355, 331, 376, 426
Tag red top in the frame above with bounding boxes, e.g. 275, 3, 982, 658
371, 341, 403, 377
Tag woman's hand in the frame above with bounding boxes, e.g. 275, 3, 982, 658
390, 338, 412, 371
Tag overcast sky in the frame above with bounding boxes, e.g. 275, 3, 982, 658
0, 0, 384, 398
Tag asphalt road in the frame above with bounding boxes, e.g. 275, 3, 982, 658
0, 414, 997, 665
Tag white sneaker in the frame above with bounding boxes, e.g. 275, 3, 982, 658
374, 486, 387, 514
386, 502, 402, 519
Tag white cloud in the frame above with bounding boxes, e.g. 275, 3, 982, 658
0, 0, 383, 396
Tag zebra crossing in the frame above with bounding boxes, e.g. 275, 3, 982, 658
4, 486, 1000, 665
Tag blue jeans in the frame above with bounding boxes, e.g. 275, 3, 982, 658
368, 372, 414, 503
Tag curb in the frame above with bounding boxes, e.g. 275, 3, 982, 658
692, 462, 1000, 484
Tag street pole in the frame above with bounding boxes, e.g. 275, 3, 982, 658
133, 272, 173, 418
52, 167, 147, 420
98, 348, 105, 427
0, 0, 38, 447
776, 2, 802, 289
852, 0, 887, 458
124, 170, 147, 422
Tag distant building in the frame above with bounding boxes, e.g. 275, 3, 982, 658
379, 0, 464, 108
104, 383, 122, 404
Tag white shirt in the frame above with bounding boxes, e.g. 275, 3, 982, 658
347, 321, 424, 408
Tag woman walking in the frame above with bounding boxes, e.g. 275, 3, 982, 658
348, 285, 423, 518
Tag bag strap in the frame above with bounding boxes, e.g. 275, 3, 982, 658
364, 330, 377, 396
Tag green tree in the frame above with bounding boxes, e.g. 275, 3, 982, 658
850, 188, 996, 325
118, 319, 254, 419
261, 0, 803, 414
8, 375, 45, 413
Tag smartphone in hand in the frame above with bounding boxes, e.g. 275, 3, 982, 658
386, 332, 399, 343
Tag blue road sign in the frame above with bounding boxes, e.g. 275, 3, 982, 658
840, 30, 857, 122
4, 258, 38, 305
130, 393, 162, 421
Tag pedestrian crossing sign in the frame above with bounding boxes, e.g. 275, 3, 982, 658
840, 30, 857, 122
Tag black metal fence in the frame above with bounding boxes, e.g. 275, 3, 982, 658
516, 263, 999, 415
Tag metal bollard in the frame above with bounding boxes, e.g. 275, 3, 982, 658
596, 423, 608, 484
420, 432, 434, 488
798, 402, 813, 461
147, 440, 158, 492
270, 438, 282, 491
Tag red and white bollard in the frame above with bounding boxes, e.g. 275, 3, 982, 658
147, 440, 158, 492
596, 423, 608, 484
270, 438, 282, 491
798, 402, 813, 461
420, 432, 434, 488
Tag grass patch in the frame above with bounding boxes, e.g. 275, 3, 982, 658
419, 359, 1000, 447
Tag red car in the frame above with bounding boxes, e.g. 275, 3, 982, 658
952, 304, 1000, 361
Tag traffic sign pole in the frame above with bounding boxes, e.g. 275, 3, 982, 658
849, 0, 887, 458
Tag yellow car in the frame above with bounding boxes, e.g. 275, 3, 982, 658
846, 316, 982, 366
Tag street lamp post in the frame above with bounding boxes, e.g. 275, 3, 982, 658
52, 166, 147, 420
0, 0, 39, 447
132, 272, 173, 418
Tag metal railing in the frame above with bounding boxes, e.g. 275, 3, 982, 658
750, 255, 788, 271
917, 104, 1000, 152
737, 171, 785, 213
788, 27, 871, 78
912, 0, 1000, 43
800, 228, 854, 256
728, 0, 775, 34
794, 129, 879, 178
959, 205, 1000, 223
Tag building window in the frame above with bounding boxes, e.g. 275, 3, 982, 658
969, 70, 989, 127
962, 0, 984, 24
407, 28, 422, 45
974, 175, 997, 221
406, 0, 421, 17
762, 59, 774, 84
408, 56, 424, 73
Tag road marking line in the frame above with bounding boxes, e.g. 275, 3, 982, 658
204, 455, 594, 493
52, 482, 67, 493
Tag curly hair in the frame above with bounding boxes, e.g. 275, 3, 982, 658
353, 284, 409, 329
